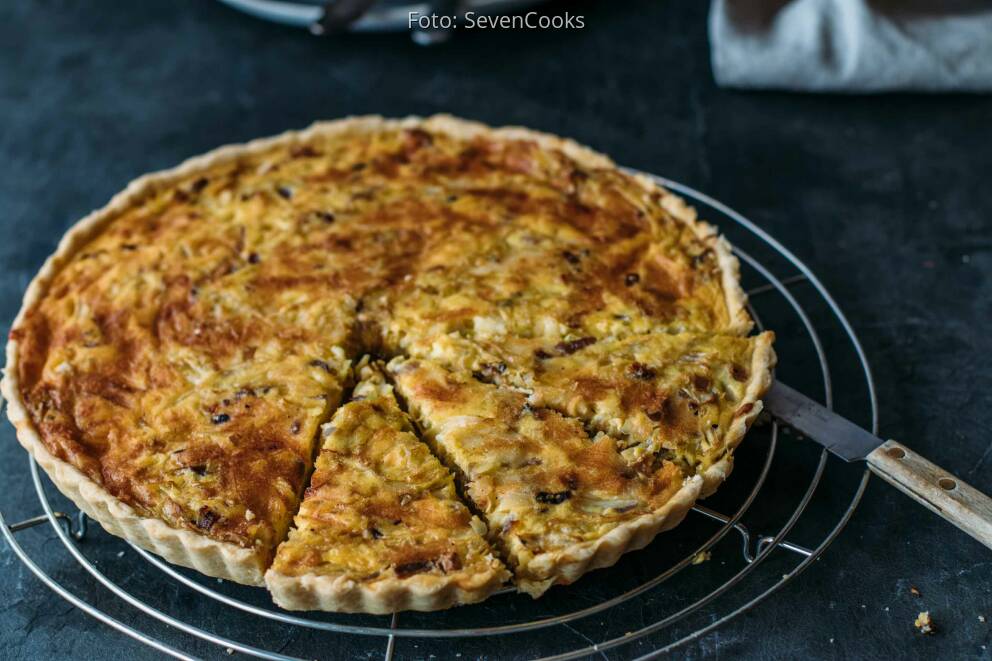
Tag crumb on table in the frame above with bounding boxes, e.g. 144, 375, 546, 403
691, 550, 711, 565
915, 611, 935, 635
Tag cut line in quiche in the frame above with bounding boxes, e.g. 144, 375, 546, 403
2, 115, 775, 610
266, 362, 508, 612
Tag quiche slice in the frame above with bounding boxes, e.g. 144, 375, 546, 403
266, 363, 509, 612
388, 357, 701, 597
401, 330, 775, 489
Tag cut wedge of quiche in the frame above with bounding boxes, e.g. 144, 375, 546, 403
266, 363, 509, 612
3, 115, 774, 610
388, 357, 702, 597
400, 330, 774, 484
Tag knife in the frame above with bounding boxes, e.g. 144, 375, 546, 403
764, 381, 992, 550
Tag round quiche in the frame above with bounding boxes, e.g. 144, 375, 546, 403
1, 116, 775, 612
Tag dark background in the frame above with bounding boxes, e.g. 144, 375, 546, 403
1, 1, 990, 659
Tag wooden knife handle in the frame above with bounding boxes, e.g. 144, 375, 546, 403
867, 440, 992, 550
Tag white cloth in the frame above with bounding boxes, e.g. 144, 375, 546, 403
709, 0, 992, 92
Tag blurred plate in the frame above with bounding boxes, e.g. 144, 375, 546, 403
217, 0, 547, 36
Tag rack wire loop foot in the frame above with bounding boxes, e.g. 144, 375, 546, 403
8, 510, 87, 540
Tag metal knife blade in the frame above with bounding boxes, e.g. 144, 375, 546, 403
765, 381, 992, 549
762, 381, 882, 462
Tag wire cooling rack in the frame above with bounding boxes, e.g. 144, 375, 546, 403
0, 174, 877, 659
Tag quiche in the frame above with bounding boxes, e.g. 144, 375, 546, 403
2, 115, 775, 610
266, 362, 508, 611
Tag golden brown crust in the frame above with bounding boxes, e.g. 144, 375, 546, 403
265, 564, 508, 613
2, 114, 773, 604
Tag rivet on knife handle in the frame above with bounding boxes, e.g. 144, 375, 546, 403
866, 440, 992, 550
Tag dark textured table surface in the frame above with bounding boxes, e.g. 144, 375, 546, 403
2, 1, 990, 659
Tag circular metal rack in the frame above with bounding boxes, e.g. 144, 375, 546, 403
0, 174, 877, 660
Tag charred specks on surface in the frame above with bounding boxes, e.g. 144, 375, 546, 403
731, 364, 749, 382
618, 465, 638, 480
646, 398, 675, 423
562, 250, 581, 265
472, 362, 507, 383
569, 168, 589, 188
309, 359, 333, 373
315, 211, 336, 224
628, 362, 657, 380
394, 560, 432, 578
404, 128, 434, 148
691, 249, 714, 267
276, 186, 293, 199
210, 413, 230, 425
174, 178, 208, 203
195, 507, 219, 530
247, 252, 260, 264
555, 337, 596, 355
290, 146, 322, 158
368, 527, 384, 540
536, 490, 572, 504
625, 272, 640, 286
